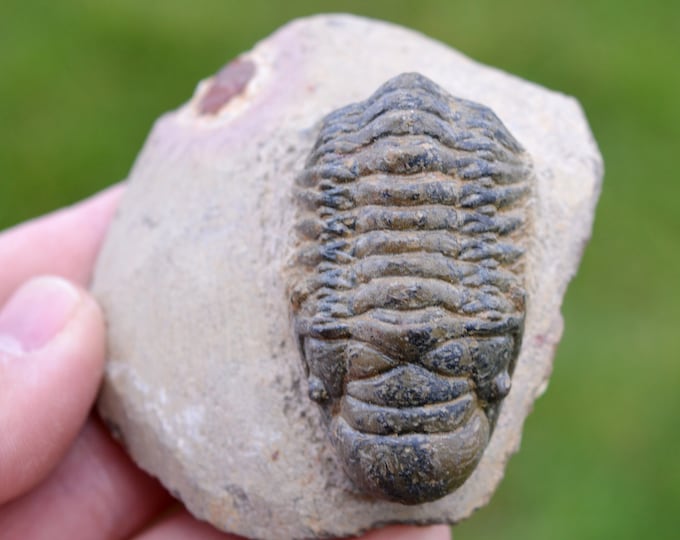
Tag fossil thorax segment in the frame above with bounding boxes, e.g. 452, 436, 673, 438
289, 72, 531, 504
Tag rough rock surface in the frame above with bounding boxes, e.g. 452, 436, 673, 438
92, 14, 603, 540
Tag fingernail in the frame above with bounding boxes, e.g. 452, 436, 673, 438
0, 277, 81, 354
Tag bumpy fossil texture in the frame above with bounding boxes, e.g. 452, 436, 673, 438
291, 73, 531, 504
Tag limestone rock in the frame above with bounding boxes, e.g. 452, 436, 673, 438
92, 14, 603, 540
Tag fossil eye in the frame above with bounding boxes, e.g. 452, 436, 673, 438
492, 371, 512, 400
307, 375, 330, 403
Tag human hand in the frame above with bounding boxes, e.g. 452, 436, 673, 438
0, 186, 451, 540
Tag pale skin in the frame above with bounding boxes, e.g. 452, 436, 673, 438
0, 185, 451, 540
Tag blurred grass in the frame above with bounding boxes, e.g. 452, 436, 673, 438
1, 0, 679, 538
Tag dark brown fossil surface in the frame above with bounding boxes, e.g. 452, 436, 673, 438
290, 72, 531, 504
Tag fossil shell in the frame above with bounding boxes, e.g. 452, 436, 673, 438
290, 72, 531, 504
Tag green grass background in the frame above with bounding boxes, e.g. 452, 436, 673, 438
1, 1, 678, 538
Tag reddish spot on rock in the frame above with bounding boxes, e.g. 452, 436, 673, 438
199, 58, 256, 115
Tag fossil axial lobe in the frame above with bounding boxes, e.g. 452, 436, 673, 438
290, 73, 531, 504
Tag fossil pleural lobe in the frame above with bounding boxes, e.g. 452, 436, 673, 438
290, 73, 531, 504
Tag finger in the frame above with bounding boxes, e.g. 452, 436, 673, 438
0, 183, 124, 305
0, 277, 105, 503
132, 510, 245, 540
131, 510, 452, 540
355, 524, 452, 540
0, 418, 172, 540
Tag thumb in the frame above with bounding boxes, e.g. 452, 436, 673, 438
0, 276, 105, 504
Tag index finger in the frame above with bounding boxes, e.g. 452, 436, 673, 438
0, 184, 124, 304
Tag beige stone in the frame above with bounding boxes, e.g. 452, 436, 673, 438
93, 14, 603, 540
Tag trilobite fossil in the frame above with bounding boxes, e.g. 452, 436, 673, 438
289, 72, 531, 505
